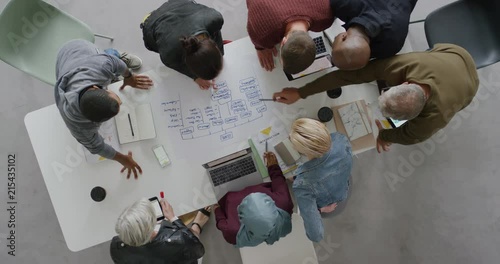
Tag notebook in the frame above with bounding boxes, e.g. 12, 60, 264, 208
114, 103, 156, 144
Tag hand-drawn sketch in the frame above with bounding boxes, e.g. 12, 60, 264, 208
160, 74, 267, 142
338, 102, 370, 141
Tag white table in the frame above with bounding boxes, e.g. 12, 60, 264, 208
25, 36, 379, 251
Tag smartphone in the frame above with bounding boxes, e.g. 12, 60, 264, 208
149, 196, 165, 221
152, 144, 171, 167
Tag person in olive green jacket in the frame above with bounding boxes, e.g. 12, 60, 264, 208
272, 44, 479, 152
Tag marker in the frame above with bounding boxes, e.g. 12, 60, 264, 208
160, 191, 164, 199
260, 97, 281, 102
127, 113, 134, 137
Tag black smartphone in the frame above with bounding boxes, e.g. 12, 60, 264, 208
149, 196, 165, 221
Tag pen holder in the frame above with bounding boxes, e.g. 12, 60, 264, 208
327, 87, 342, 99
318, 107, 334, 123
91, 186, 106, 202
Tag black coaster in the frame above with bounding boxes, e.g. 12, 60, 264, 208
327, 88, 342, 99
318, 107, 334, 122
90, 186, 106, 202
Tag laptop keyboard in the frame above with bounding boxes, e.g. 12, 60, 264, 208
209, 156, 257, 187
313, 36, 327, 55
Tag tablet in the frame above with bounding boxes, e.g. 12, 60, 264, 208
388, 118, 407, 128
285, 54, 333, 81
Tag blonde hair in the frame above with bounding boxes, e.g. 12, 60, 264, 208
290, 118, 332, 158
115, 198, 156, 247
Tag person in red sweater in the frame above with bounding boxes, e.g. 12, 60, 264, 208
246, 0, 334, 73
214, 152, 294, 246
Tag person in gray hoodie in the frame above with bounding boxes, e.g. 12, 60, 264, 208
55, 39, 153, 179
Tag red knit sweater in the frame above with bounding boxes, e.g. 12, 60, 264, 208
246, 0, 334, 49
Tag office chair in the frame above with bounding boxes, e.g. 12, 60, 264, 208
424, 0, 500, 69
0, 0, 113, 85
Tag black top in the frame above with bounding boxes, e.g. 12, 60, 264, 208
330, 0, 418, 58
110, 219, 204, 264
142, 0, 224, 79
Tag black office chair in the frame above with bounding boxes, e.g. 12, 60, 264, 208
424, 0, 500, 69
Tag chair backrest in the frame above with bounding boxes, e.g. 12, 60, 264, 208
424, 0, 500, 68
239, 213, 319, 264
0, 0, 94, 85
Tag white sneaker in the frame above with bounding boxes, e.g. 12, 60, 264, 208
120, 52, 143, 70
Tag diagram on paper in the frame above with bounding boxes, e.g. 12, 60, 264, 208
338, 101, 372, 141
160, 76, 268, 142
81, 119, 120, 163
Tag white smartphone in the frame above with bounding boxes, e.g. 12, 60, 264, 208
149, 196, 165, 221
152, 145, 171, 167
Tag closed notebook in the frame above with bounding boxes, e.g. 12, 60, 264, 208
115, 103, 156, 144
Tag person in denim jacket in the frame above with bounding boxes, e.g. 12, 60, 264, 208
290, 118, 353, 242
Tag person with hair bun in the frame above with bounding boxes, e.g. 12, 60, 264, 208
290, 118, 353, 242
141, 0, 225, 90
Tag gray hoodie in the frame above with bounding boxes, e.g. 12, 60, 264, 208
54, 40, 127, 159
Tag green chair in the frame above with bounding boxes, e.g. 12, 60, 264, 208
0, 0, 113, 85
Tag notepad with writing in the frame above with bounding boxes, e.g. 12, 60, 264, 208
115, 103, 156, 144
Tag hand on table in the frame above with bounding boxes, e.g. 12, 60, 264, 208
256, 48, 277, 71
116, 151, 143, 179
264, 152, 278, 167
160, 199, 176, 221
273, 88, 300, 104
375, 119, 392, 153
195, 78, 215, 90
120, 74, 153, 90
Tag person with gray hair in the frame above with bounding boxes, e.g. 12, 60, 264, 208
273, 44, 479, 152
110, 198, 211, 264
378, 82, 426, 120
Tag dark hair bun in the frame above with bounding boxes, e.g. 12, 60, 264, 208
180, 36, 200, 55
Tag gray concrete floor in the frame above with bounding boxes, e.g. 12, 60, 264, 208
1, 0, 499, 263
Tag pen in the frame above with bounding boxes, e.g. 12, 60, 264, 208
127, 113, 134, 137
265, 140, 268, 152
260, 97, 281, 101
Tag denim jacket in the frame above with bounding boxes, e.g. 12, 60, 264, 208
293, 133, 353, 242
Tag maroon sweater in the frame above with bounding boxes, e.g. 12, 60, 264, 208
246, 0, 334, 49
214, 165, 293, 245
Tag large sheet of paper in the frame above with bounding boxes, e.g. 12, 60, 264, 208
250, 123, 298, 176
81, 119, 120, 163
152, 60, 275, 160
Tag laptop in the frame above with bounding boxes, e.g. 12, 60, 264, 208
202, 148, 263, 200
285, 31, 334, 81
309, 31, 331, 58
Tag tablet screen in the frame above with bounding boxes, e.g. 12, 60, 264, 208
388, 118, 407, 128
